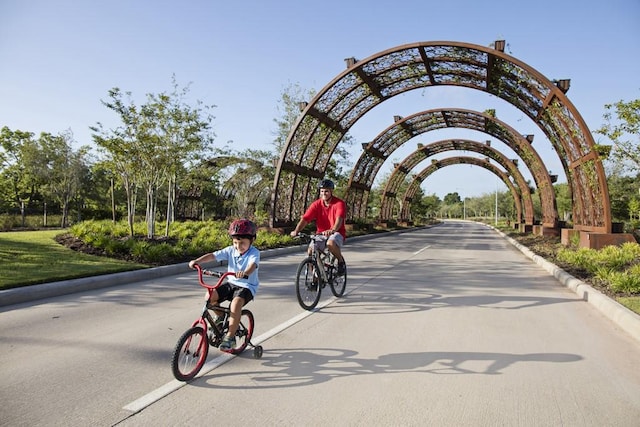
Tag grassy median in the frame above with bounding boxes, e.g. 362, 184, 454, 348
0, 230, 148, 290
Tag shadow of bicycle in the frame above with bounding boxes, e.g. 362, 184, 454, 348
194, 347, 582, 389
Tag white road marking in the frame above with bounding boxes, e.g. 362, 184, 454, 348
123, 297, 338, 414
413, 245, 431, 255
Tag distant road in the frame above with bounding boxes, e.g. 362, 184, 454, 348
1, 221, 639, 426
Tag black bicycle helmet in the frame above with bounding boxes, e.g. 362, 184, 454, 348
318, 179, 335, 189
228, 218, 257, 238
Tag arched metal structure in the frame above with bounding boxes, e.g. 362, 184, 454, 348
402, 157, 522, 222
204, 156, 273, 216
379, 139, 534, 225
347, 108, 554, 226
271, 40, 611, 233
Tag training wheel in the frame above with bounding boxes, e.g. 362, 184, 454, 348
253, 345, 263, 359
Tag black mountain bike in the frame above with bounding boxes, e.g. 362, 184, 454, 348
293, 233, 347, 310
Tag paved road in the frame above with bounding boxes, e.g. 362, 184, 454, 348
1, 221, 640, 426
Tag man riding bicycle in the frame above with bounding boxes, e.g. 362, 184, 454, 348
290, 178, 347, 276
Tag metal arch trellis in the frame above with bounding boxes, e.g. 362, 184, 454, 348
347, 108, 557, 228
203, 156, 273, 217
271, 40, 611, 233
401, 157, 522, 221
378, 139, 533, 225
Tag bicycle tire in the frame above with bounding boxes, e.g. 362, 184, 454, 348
171, 326, 209, 382
296, 258, 322, 310
329, 262, 347, 297
226, 309, 254, 354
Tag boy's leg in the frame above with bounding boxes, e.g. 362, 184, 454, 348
220, 287, 254, 351
226, 296, 246, 338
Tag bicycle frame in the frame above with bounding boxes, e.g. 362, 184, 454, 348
304, 234, 335, 284
294, 233, 346, 310
192, 265, 235, 344
171, 265, 263, 381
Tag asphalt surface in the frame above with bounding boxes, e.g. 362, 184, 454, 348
2, 221, 640, 426
1, 223, 639, 345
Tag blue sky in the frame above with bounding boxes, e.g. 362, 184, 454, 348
1, 0, 638, 200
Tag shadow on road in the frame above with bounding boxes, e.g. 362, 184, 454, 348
192, 347, 582, 390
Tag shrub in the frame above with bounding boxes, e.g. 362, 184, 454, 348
609, 265, 640, 294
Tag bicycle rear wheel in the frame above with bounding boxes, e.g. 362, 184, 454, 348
296, 258, 322, 310
171, 326, 209, 381
329, 262, 347, 297
226, 309, 254, 354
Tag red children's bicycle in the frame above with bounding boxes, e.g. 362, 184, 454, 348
171, 264, 263, 382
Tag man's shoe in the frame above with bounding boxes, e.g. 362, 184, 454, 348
337, 262, 346, 276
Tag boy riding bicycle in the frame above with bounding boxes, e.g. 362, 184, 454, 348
189, 219, 260, 352
290, 178, 346, 276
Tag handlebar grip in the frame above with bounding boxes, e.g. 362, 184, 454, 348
202, 269, 223, 277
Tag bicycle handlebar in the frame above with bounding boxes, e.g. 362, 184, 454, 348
192, 264, 236, 290
293, 232, 325, 243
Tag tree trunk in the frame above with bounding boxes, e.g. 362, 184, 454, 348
146, 185, 156, 239
110, 177, 116, 224
165, 174, 175, 237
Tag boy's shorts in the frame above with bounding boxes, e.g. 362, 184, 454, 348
216, 282, 253, 303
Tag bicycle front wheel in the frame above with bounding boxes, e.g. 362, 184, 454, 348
330, 263, 347, 297
171, 326, 209, 381
296, 258, 322, 310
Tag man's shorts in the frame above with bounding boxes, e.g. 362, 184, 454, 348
311, 233, 344, 252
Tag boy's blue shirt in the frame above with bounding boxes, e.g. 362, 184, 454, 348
213, 245, 260, 296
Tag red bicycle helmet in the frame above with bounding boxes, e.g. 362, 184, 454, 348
228, 218, 257, 238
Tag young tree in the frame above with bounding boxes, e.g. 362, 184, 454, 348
553, 183, 573, 222
91, 90, 142, 236
39, 130, 90, 227
92, 77, 216, 238
596, 98, 640, 174
0, 127, 45, 220
222, 149, 275, 221
145, 76, 216, 237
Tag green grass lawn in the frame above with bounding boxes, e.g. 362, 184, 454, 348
0, 230, 148, 290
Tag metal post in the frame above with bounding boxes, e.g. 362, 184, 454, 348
463, 197, 466, 220
495, 180, 498, 225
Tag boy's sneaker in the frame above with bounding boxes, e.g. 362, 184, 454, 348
219, 335, 236, 352
337, 262, 346, 276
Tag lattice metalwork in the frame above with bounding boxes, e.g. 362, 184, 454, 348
347, 108, 557, 228
400, 157, 522, 222
271, 41, 610, 232
378, 139, 533, 225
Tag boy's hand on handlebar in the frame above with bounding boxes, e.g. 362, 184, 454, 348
188, 260, 198, 269
234, 270, 250, 279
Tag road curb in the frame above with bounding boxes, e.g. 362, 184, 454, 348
495, 227, 640, 345
0, 228, 420, 308
0, 245, 304, 308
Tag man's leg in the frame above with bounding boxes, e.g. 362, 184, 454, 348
327, 235, 346, 275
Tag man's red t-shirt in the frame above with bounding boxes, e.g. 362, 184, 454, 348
302, 196, 347, 239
